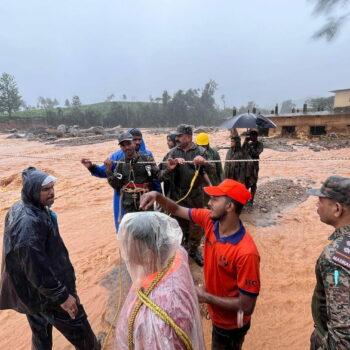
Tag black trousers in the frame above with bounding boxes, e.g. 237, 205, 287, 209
211, 322, 250, 350
26, 304, 100, 350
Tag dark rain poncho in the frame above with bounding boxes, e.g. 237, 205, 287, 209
0, 167, 76, 314
224, 143, 253, 185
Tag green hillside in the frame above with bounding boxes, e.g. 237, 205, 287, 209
0, 100, 151, 120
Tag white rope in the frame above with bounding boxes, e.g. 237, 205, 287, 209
1, 153, 350, 163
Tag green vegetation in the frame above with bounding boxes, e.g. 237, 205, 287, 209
1, 80, 233, 128
0, 73, 22, 117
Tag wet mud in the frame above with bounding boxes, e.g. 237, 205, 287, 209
0, 130, 350, 349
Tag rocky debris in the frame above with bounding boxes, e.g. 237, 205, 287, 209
67, 126, 82, 137
293, 137, 350, 152
193, 126, 218, 133
86, 126, 106, 135
57, 124, 67, 133
25, 133, 37, 141
26, 126, 47, 136
6, 132, 22, 139
262, 138, 296, 152
51, 134, 119, 147
242, 178, 309, 227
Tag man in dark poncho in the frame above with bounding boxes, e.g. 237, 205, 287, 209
225, 136, 251, 185
0, 167, 99, 350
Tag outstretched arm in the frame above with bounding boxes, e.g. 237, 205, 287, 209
140, 191, 189, 220
196, 287, 257, 316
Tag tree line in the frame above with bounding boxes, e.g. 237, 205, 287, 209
0, 72, 337, 128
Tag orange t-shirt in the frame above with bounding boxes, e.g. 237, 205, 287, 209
189, 208, 260, 329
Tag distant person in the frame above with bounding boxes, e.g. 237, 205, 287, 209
161, 132, 177, 197
243, 130, 263, 205
167, 132, 177, 149
115, 211, 205, 350
307, 176, 350, 350
196, 133, 224, 186
81, 128, 161, 231
159, 124, 215, 266
140, 179, 261, 350
224, 136, 251, 185
104, 132, 159, 218
0, 167, 100, 350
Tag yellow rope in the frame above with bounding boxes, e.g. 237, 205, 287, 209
137, 289, 194, 350
101, 248, 124, 350
175, 169, 199, 204
128, 255, 176, 350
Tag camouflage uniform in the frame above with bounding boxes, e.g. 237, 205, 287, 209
311, 225, 350, 350
308, 176, 350, 350
160, 143, 215, 252
107, 154, 159, 216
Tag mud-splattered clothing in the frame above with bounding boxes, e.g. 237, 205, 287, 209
311, 225, 350, 350
107, 154, 159, 216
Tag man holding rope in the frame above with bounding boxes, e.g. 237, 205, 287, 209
81, 128, 161, 231
104, 132, 159, 219
140, 179, 260, 350
159, 124, 215, 267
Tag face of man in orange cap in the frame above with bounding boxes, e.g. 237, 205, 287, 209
204, 179, 251, 220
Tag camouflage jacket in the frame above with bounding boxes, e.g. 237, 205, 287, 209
312, 225, 350, 350
107, 153, 159, 213
159, 143, 215, 207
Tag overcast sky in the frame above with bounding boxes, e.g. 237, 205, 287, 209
1, 0, 349, 109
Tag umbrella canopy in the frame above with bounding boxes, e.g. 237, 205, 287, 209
220, 113, 277, 129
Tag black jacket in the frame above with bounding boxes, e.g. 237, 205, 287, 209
0, 167, 76, 314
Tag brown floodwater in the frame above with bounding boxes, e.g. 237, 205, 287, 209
0, 130, 349, 349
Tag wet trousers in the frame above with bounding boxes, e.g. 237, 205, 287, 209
176, 216, 203, 252
310, 330, 322, 350
26, 304, 100, 350
211, 322, 250, 350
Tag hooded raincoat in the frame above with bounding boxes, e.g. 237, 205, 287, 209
0, 167, 75, 314
89, 130, 161, 231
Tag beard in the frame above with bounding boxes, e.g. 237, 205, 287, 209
210, 210, 226, 221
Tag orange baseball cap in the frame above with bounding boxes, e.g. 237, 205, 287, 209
204, 179, 252, 204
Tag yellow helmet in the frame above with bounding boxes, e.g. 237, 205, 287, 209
196, 133, 209, 146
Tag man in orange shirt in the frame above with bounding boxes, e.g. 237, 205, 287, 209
140, 178, 261, 350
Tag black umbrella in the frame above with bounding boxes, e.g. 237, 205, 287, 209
220, 113, 277, 129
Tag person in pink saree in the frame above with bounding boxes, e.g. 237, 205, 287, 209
115, 211, 205, 350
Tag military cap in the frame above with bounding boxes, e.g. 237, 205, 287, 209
118, 132, 134, 145
174, 124, 193, 136
129, 128, 142, 137
307, 176, 350, 206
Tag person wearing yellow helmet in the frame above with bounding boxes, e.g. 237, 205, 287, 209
196, 133, 223, 187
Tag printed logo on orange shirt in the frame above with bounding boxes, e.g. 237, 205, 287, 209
245, 279, 258, 287
218, 256, 229, 268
